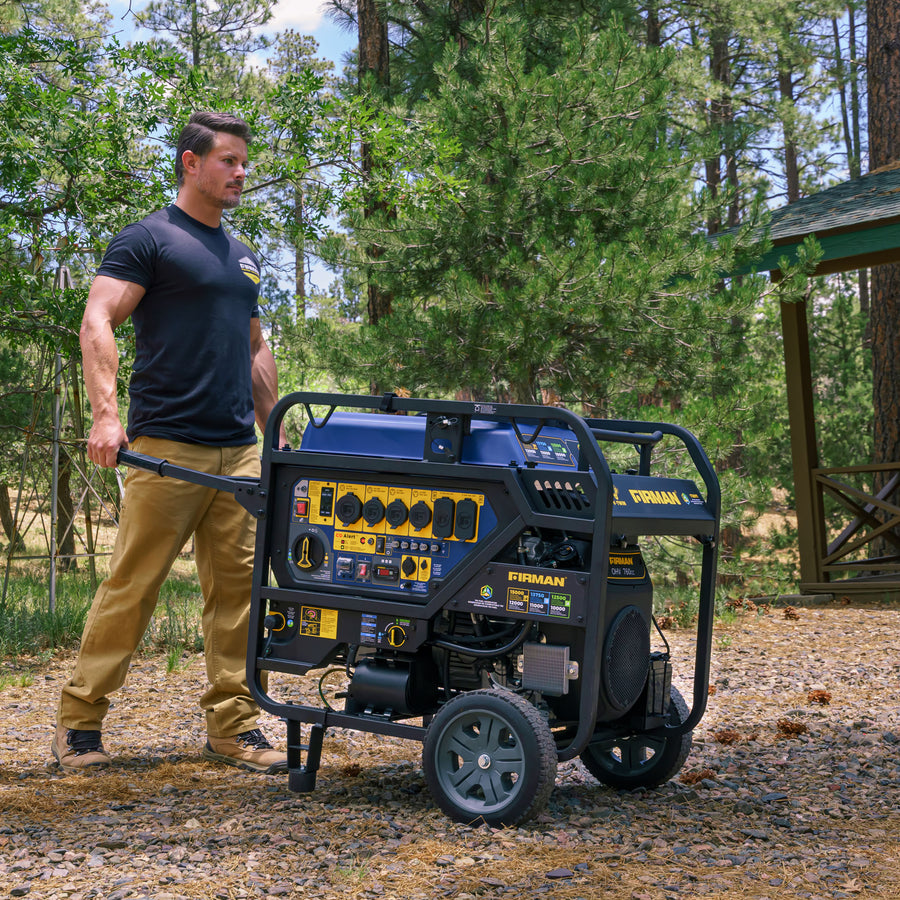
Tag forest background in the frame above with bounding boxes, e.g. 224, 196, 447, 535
0, 0, 894, 650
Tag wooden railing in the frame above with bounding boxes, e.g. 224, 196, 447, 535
810, 462, 900, 589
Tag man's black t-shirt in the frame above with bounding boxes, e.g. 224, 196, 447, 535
97, 205, 262, 446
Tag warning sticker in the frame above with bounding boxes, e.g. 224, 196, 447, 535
299, 606, 339, 639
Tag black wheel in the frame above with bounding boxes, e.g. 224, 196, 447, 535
580, 685, 692, 790
422, 689, 558, 826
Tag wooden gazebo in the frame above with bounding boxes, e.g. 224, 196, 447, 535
738, 165, 900, 593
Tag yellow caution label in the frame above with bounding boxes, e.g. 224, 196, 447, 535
299, 606, 339, 639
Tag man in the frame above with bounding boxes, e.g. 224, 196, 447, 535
53, 111, 287, 775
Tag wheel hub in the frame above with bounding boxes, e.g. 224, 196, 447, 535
477, 753, 492, 770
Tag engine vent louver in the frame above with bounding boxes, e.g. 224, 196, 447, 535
525, 476, 595, 518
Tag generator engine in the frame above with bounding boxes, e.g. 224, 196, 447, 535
120, 392, 719, 827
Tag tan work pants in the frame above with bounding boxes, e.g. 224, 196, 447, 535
58, 436, 262, 738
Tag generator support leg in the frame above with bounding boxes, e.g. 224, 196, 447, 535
286, 720, 325, 793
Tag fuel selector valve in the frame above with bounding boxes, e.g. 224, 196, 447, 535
293, 532, 325, 571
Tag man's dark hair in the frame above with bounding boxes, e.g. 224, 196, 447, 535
175, 111, 252, 186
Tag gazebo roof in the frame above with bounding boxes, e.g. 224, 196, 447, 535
734, 164, 900, 276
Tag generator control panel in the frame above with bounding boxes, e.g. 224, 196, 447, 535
274, 476, 498, 598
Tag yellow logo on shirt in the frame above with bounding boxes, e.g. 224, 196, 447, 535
239, 257, 260, 284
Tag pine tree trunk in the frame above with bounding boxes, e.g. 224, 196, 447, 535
358, 0, 390, 85
294, 186, 306, 321
358, 0, 393, 392
645, 0, 661, 48
703, 29, 730, 235
779, 57, 800, 204
190, 0, 201, 67
848, 6, 863, 178
851, 10, 870, 338
868, 0, 900, 465
450, 0, 485, 50
0, 482, 17, 549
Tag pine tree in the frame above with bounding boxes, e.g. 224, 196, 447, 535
318, 12, 752, 406
137, 0, 274, 85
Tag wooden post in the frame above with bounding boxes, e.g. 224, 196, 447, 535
778, 288, 824, 585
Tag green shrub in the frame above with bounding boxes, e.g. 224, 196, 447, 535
0, 573, 92, 656
0, 571, 204, 658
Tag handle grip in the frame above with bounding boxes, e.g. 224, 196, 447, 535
117, 448, 168, 475
116, 448, 266, 518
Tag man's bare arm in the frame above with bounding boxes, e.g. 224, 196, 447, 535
80, 275, 145, 467
249, 317, 287, 446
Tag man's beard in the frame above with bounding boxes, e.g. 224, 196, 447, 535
196, 171, 242, 210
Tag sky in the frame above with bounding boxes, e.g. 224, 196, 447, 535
105, 0, 356, 70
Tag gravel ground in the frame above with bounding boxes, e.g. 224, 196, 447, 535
1, 603, 899, 900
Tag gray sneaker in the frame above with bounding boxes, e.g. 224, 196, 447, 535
202, 728, 287, 774
51, 725, 112, 772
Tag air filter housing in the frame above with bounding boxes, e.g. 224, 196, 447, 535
602, 605, 651, 712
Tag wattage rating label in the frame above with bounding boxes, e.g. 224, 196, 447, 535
506, 588, 571, 619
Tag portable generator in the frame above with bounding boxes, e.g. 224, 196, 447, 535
119, 391, 719, 826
